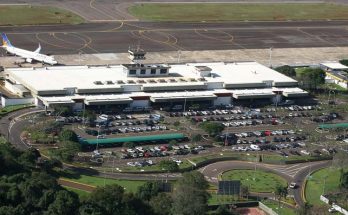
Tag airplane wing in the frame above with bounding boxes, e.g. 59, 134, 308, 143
34, 43, 41, 53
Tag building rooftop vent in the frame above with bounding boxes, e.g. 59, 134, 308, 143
105, 80, 114, 85
94, 81, 103, 85
117, 80, 125, 84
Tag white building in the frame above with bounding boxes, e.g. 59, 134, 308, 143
4, 61, 308, 110
320, 62, 348, 89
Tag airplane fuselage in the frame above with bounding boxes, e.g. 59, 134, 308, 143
3, 46, 57, 65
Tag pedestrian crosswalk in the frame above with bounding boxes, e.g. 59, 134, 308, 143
261, 162, 316, 178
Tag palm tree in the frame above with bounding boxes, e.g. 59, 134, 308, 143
274, 185, 288, 211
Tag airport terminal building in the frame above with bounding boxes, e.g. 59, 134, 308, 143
3, 61, 308, 110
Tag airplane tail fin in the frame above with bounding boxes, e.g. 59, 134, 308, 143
34, 43, 41, 53
1, 33, 12, 47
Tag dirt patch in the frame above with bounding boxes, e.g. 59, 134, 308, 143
58, 178, 95, 192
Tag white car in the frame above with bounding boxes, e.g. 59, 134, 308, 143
97, 135, 105, 139
298, 142, 306, 147
184, 144, 191, 149
195, 146, 204, 151
250, 144, 260, 151
289, 182, 297, 189
127, 162, 135, 167
135, 147, 144, 152
328, 207, 337, 213
300, 150, 310, 155
127, 148, 136, 153
172, 146, 180, 150
172, 158, 182, 165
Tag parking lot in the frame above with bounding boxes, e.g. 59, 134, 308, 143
41, 103, 342, 169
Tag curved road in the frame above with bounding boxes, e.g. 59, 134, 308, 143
200, 160, 331, 207
1, 108, 332, 206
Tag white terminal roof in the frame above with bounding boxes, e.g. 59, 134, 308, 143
320, 62, 348, 70
6, 62, 297, 92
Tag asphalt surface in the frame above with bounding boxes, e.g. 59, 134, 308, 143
200, 160, 331, 206
0, 107, 42, 150
0, 109, 332, 206
1, 20, 348, 55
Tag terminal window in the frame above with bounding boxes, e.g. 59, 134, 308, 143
151, 69, 156, 74
160, 69, 167, 74
140, 69, 146, 75
129, 69, 136, 75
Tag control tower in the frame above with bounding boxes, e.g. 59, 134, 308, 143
128, 45, 146, 64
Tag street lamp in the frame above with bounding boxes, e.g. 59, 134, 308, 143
183, 90, 188, 112
269, 47, 273, 68
177, 50, 181, 63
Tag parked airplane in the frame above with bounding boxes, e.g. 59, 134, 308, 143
1, 33, 58, 65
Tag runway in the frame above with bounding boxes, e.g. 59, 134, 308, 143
1, 20, 348, 55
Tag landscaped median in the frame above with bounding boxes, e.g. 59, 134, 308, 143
0, 104, 33, 118
221, 169, 288, 193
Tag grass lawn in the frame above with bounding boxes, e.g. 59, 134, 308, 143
61, 174, 146, 193
129, 3, 348, 22
0, 5, 84, 25
221, 169, 287, 193
262, 199, 296, 215
0, 104, 32, 117
63, 186, 90, 199
305, 167, 344, 205
321, 83, 347, 92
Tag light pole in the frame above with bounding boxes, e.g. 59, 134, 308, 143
96, 126, 100, 151
177, 50, 181, 63
82, 101, 86, 128
269, 47, 273, 68
78, 51, 82, 65
183, 90, 188, 112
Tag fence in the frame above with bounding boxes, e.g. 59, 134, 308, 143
258, 202, 278, 215
320, 195, 348, 215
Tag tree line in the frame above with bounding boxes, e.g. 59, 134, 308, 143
0, 139, 239, 215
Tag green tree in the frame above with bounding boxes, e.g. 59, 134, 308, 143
149, 193, 173, 215
199, 122, 224, 137
85, 185, 152, 215
173, 121, 180, 127
136, 181, 161, 201
240, 185, 250, 199
275, 65, 296, 77
51, 141, 81, 162
171, 171, 210, 215
339, 59, 348, 66
123, 142, 135, 149
192, 134, 202, 143
54, 106, 72, 117
297, 68, 326, 90
296, 202, 312, 215
86, 184, 126, 215
159, 160, 179, 172
44, 190, 79, 215
274, 185, 288, 211
78, 202, 104, 215
339, 169, 348, 189
59, 129, 78, 142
